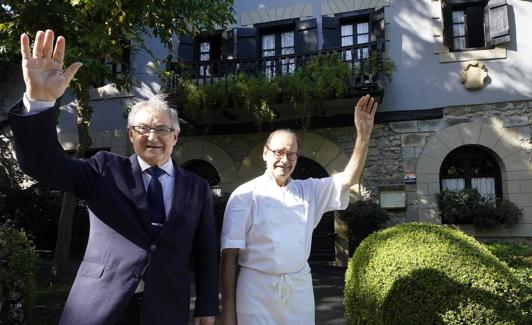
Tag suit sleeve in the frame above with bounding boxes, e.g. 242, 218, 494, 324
8, 101, 101, 199
192, 182, 219, 317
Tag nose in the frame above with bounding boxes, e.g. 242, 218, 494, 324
147, 130, 158, 140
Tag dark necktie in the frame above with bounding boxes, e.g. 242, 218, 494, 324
145, 166, 166, 239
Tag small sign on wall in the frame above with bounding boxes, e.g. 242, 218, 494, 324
404, 173, 416, 184
379, 185, 406, 209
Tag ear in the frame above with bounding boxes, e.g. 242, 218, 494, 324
128, 128, 134, 144
172, 131, 179, 145
263, 146, 269, 161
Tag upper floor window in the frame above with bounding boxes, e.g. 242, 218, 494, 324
199, 41, 211, 77
261, 30, 295, 78
442, 0, 510, 52
340, 20, 370, 64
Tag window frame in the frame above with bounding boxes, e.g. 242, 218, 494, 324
439, 145, 502, 199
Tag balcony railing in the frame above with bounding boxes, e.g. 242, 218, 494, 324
167, 43, 385, 93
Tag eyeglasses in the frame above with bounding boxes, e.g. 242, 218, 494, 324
265, 146, 298, 161
130, 125, 175, 136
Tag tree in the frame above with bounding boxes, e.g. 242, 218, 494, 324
0, 0, 235, 283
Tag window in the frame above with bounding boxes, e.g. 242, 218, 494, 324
199, 41, 211, 77
260, 29, 296, 78
340, 21, 370, 65
442, 0, 510, 52
440, 146, 502, 199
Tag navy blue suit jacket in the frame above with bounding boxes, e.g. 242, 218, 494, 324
9, 102, 218, 325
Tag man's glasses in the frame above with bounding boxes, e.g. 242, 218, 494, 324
130, 125, 175, 136
265, 146, 298, 161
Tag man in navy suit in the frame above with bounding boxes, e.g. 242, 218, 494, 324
9, 29, 218, 325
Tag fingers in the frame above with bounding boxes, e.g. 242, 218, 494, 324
356, 94, 378, 115
43, 29, 54, 59
53, 36, 65, 65
20, 34, 31, 60
63, 62, 83, 84
32, 30, 45, 58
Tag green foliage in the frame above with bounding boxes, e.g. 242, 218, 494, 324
167, 54, 356, 127
0, 185, 88, 253
437, 189, 522, 229
344, 223, 530, 325
0, 223, 38, 324
339, 199, 389, 252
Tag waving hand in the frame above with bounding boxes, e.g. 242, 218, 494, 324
21, 30, 82, 101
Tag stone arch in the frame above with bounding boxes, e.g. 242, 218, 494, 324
415, 122, 531, 236
172, 140, 237, 193
234, 131, 350, 188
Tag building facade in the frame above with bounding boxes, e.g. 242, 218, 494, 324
1, 0, 531, 265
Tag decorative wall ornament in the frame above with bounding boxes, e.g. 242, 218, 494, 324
460, 60, 488, 90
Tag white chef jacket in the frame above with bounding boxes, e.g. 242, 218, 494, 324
221, 172, 349, 324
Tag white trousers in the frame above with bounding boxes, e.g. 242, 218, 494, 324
236, 264, 315, 325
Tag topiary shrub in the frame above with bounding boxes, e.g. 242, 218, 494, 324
339, 199, 389, 254
0, 223, 38, 324
344, 222, 530, 325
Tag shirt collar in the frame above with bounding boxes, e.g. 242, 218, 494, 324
137, 157, 175, 177
263, 171, 292, 187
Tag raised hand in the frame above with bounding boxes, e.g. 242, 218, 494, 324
354, 94, 378, 140
21, 29, 82, 101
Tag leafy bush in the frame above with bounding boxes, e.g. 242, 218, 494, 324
344, 223, 530, 324
0, 185, 89, 255
437, 189, 522, 229
339, 199, 389, 253
0, 223, 38, 324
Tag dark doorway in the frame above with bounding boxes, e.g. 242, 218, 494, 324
292, 156, 336, 262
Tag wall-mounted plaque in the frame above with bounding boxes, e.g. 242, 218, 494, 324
379, 185, 406, 209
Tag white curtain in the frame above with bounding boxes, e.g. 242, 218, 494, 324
281, 32, 294, 55
472, 177, 496, 198
262, 34, 275, 57
441, 178, 465, 191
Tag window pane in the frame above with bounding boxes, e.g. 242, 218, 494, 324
200, 42, 210, 53
472, 177, 496, 198
454, 37, 466, 50
453, 24, 465, 37
357, 22, 369, 34
281, 47, 294, 55
452, 11, 465, 23
200, 54, 210, 61
357, 35, 369, 44
343, 49, 353, 61
442, 178, 465, 191
341, 36, 353, 47
262, 34, 275, 50
263, 49, 275, 57
341, 24, 353, 37
281, 32, 294, 48
358, 47, 369, 59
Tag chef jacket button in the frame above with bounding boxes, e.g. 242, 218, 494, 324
150, 244, 157, 251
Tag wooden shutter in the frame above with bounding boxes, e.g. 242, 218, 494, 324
441, 0, 453, 49
177, 35, 194, 62
485, 0, 510, 46
322, 16, 339, 50
296, 18, 318, 53
221, 30, 234, 60
371, 7, 385, 50
236, 28, 257, 59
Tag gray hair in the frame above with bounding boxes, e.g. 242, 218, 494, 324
265, 129, 299, 150
127, 94, 180, 132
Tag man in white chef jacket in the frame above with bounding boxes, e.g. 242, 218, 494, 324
220, 95, 378, 325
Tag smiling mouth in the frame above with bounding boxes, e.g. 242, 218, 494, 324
145, 145, 163, 149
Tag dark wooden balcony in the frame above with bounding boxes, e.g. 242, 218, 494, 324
166, 44, 389, 133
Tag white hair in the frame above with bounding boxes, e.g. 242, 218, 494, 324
127, 94, 180, 132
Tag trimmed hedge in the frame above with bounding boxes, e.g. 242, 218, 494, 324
344, 223, 530, 325
0, 223, 38, 324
